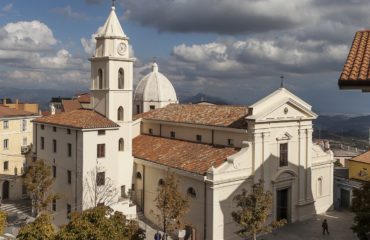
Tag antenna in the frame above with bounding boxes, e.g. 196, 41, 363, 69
280, 75, 284, 88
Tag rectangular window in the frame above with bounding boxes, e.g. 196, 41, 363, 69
3, 161, 8, 171
41, 137, 45, 150
96, 172, 105, 186
23, 137, 27, 146
279, 143, 288, 167
170, 131, 175, 138
98, 130, 105, 135
52, 166, 56, 178
67, 143, 72, 157
196, 134, 202, 142
53, 139, 57, 153
228, 139, 234, 146
40, 124, 45, 130
3, 139, 8, 150
121, 185, 126, 198
67, 170, 72, 184
136, 105, 140, 114
150, 105, 155, 110
53, 127, 57, 132
3, 121, 8, 129
149, 128, 153, 135
52, 199, 56, 212
97, 144, 105, 158
22, 119, 27, 131
67, 129, 71, 134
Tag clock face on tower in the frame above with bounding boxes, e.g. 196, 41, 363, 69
117, 42, 127, 55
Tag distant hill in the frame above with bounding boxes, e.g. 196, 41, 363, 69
0, 88, 82, 110
179, 93, 229, 105
314, 114, 370, 149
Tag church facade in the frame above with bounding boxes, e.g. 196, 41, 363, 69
32, 5, 333, 239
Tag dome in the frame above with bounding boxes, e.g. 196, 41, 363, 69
134, 63, 177, 102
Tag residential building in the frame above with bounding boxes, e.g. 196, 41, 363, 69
0, 106, 38, 200
1, 98, 39, 114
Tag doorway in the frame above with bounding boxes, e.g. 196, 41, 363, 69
340, 189, 350, 209
2, 181, 9, 200
277, 188, 289, 221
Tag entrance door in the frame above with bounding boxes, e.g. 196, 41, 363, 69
2, 181, 9, 200
340, 189, 350, 209
277, 188, 289, 221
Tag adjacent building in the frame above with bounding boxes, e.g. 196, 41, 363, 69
0, 106, 38, 200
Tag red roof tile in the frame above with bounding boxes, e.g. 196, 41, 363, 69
133, 135, 239, 175
33, 109, 119, 129
350, 150, 370, 164
62, 100, 81, 112
339, 30, 370, 89
0, 106, 37, 118
134, 104, 248, 129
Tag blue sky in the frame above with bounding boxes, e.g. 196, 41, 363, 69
2, 0, 370, 114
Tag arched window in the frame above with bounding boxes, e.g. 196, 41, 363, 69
118, 138, 124, 151
187, 187, 196, 198
118, 68, 124, 89
158, 179, 165, 187
98, 69, 103, 89
117, 107, 124, 121
136, 172, 142, 180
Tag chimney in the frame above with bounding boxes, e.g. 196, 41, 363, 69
51, 104, 56, 115
16, 99, 19, 105
324, 140, 330, 151
3, 98, 6, 104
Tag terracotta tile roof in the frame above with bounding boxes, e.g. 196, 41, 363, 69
76, 93, 91, 103
0, 106, 37, 118
134, 104, 249, 129
133, 135, 239, 175
33, 109, 119, 129
350, 150, 370, 164
339, 30, 370, 89
62, 100, 82, 112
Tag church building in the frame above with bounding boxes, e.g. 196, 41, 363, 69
32, 4, 333, 239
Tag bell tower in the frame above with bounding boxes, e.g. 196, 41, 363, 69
90, 4, 134, 124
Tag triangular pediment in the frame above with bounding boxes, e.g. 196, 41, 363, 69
246, 88, 317, 122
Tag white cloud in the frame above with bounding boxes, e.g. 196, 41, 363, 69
0, 21, 57, 51
0, 20, 89, 90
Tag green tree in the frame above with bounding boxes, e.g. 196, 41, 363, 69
24, 160, 58, 217
232, 181, 286, 240
55, 204, 144, 240
0, 211, 6, 235
17, 214, 55, 240
154, 171, 190, 239
351, 181, 370, 240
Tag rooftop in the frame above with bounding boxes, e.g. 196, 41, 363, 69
350, 150, 370, 164
134, 104, 249, 129
339, 30, 370, 89
61, 100, 82, 112
133, 135, 239, 175
0, 106, 37, 118
33, 109, 119, 129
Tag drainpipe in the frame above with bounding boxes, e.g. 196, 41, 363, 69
75, 130, 78, 211
204, 181, 207, 240
142, 165, 145, 212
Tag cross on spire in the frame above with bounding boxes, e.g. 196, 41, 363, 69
112, 0, 116, 7
280, 75, 285, 88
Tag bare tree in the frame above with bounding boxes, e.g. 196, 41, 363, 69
83, 167, 119, 209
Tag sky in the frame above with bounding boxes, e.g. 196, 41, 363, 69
1, 0, 370, 114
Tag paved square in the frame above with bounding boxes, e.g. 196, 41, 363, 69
260, 211, 358, 240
